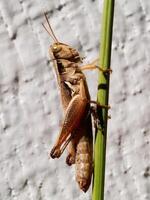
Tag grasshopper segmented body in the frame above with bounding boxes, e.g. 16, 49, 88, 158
43, 14, 93, 192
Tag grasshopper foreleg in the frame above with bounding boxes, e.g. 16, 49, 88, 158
80, 64, 112, 74
80, 59, 112, 74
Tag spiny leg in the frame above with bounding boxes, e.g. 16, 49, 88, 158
90, 106, 101, 129
66, 139, 76, 165
88, 100, 111, 110
80, 64, 112, 74
80, 58, 112, 74
50, 95, 87, 158
90, 103, 111, 130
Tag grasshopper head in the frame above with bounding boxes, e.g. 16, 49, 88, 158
50, 43, 82, 63
42, 13, 82, 63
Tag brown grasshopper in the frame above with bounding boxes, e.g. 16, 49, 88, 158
43, 14, 109, 192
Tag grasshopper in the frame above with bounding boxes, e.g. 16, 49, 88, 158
43, 14, 109, 192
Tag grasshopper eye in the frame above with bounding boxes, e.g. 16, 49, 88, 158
52, 45, 62, 53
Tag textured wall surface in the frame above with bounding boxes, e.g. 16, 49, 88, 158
0, 0, 150, 200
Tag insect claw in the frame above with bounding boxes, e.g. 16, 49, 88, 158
109, 68, 113, 73
50, 147, 61, 159
108, 115, 111, 119
81, 56, 86, 60
89, 100, 110, 110
49, 58, 57, 62
66, 154, 75, 166
102, 68, 113, 75
100, 104, 111, 109
107, 105, 111, 109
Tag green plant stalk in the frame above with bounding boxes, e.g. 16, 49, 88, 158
92, 0, 115, 200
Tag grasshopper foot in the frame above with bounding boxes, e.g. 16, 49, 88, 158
108, 115, 111, 119
66, 154, 75, 166
50, 147, 61, 159
102, 68, 112, 75
89, 100, 111, 110
96, 66, 112, 75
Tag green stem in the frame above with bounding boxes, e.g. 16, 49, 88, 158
92, 0, 115, 200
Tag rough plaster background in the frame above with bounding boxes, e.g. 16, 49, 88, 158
0, 0, 150, 200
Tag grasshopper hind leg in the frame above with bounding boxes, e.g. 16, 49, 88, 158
50, 96, 88, 158
90, 106, 100, 129
66, 154, 75, 166
66, 140, 76, 165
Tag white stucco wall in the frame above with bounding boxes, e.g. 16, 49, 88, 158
0, 0, 149, 200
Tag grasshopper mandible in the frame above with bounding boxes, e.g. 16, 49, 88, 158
42, 13, 109, 192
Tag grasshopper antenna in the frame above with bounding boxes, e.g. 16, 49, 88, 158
42, 13, 59, 43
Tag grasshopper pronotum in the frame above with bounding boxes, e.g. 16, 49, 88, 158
42, 13, 109, 192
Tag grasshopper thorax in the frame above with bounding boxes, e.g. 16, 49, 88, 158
50, 42, 82, 63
